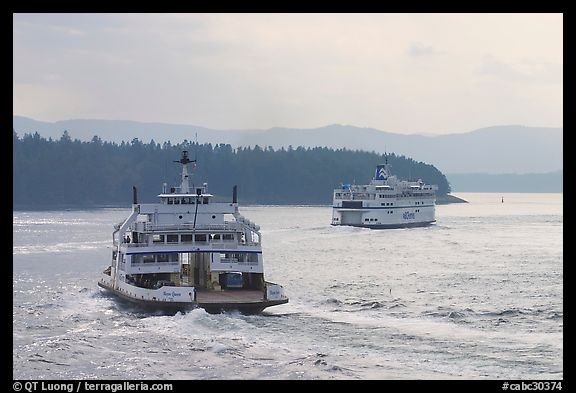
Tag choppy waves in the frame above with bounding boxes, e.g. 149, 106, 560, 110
13, 200, 563, 379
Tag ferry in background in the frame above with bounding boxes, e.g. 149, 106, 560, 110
98, 150, 288, 314
331, 156, 438, 229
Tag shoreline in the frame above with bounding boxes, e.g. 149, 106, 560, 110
436, 194, 468, 205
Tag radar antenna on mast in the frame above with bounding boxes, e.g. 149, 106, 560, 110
174, 150, 196, 165
174, 149, 196, 194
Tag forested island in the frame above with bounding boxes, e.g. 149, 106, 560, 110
13, 131, 451, 209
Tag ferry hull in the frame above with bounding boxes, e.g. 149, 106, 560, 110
331, 220, 436, 229
197, 299, 289, 315
98, 279, 288, 315
332, 207, 436, 229
97, 280, 195, 312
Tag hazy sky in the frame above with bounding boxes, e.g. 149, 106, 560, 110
13, 13, 563, 134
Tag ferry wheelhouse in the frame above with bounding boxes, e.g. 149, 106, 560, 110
332, 157, 438, 229
98, 151, 288, 314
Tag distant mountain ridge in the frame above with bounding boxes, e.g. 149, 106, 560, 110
13, 116, 562, 175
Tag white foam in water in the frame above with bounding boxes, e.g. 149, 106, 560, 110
13, 240, 109, 255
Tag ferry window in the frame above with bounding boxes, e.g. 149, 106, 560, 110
167, 198, 173, 205
223, 234, 234, 241
143, 254, 155, 263
181, 198, 188, 204
203, 197, 209, 204
247, 253, 259, 264
167, 234, 178, 243
181, 234, 193, 243
364, 218, 369, 221
157, 253, 169, 262
174, 199, 180, 205
221, 253, 238, 262
212, 234, 221, 241
153, 234, 165, 243
170, 253, 179, 262
195, 234, 207, 242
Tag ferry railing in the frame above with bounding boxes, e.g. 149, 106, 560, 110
123, 239, 261, 247
142, 222, 244, 232
130, 261, 180, 266
351, 193, 375, 200
124, 242, 150, 247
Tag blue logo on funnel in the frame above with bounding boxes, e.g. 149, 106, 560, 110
375, 165, 388, 180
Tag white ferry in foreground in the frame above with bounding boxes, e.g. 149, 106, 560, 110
98, 151, 288, 314
332, 157, 438, 229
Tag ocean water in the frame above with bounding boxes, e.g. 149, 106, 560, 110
13, 193, 563, 380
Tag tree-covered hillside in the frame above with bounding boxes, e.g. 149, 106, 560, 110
13, 131, 450, 208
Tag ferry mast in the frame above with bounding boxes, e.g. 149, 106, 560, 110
174, 150, 196, 194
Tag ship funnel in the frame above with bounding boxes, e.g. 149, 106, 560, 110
233, 185, 238, 204
132, 186, 138, 204
375, 165, 388, 180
